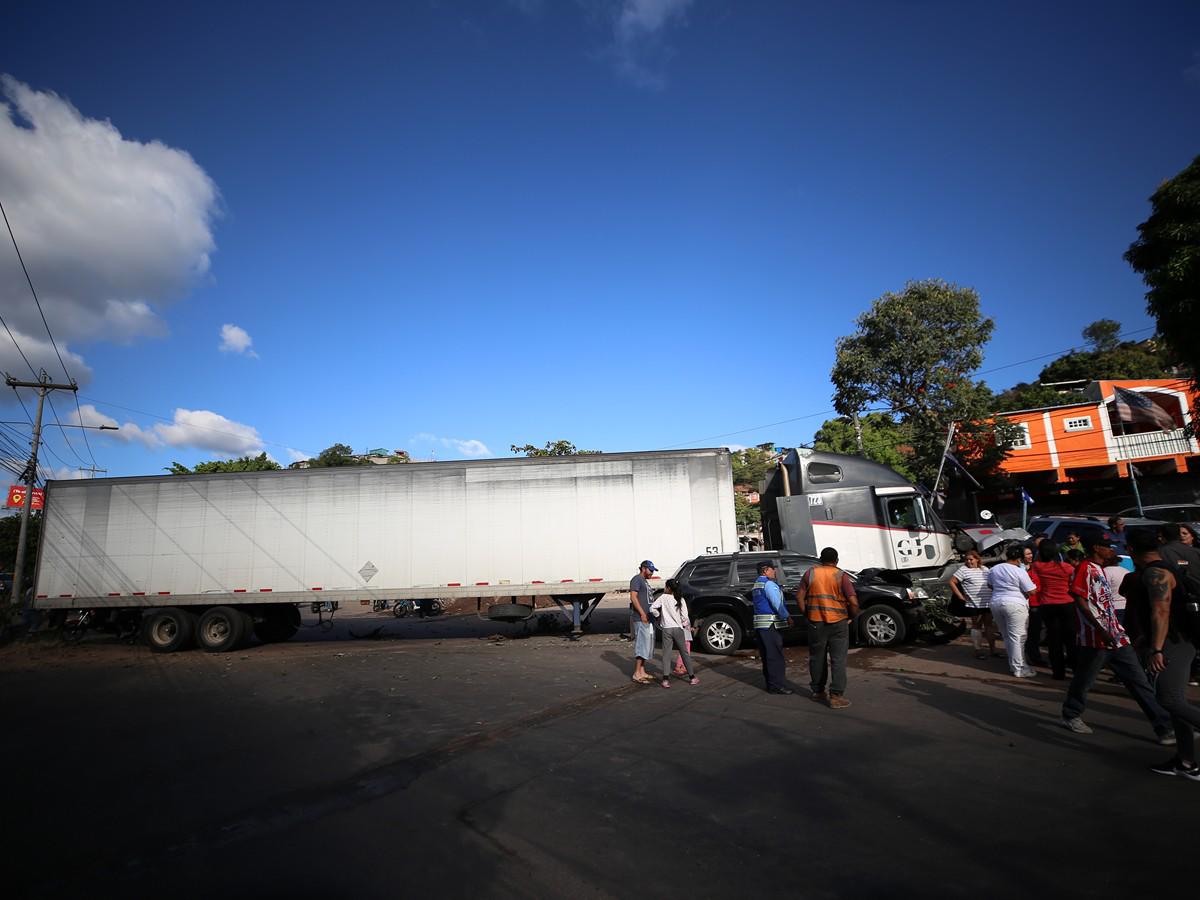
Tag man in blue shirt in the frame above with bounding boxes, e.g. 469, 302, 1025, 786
752, 561, 793, 694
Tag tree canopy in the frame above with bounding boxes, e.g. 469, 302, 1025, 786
510, 441, 600, 457
1125, 154, 1200, 385
1037, 339, 1171, 384
830, 279, 1012, 485
166, 453, 282, 475
729, 444, 776, 489
1082, 318, 1121, 353
992, 381, 1084, 413
306, 443, 372, 468
812, 413, 914, 480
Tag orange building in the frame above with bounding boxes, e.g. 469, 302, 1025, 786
995, 378, 1200, 485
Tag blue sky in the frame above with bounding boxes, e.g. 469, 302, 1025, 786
1, 0, 1198, 480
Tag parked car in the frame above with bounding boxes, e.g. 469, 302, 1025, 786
670, 551, 927, 654
1116, 503, 1200, 530
1026, 514, 1166, 549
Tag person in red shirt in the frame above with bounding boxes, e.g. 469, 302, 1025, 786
1028, 541, 1077, 679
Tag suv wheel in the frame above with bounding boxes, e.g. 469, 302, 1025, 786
698, 613, 743, 655
858, 604, 906, 647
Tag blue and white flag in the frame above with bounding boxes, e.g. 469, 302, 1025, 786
1020, 487, 1034, 506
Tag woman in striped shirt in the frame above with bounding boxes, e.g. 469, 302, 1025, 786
950, 550, 995, 660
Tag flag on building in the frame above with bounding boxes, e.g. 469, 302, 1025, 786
1112, 386, 1176, 430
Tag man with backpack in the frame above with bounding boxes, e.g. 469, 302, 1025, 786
1122, 531, 1200, 779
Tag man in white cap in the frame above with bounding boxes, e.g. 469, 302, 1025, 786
630, 560, 658, 683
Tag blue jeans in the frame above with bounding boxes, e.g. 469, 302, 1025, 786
1061, 644, 1171, 735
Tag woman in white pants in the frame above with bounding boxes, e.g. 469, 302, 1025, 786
987, 545, 1038, 678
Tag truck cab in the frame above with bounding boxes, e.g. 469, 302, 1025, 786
760, 449, 956, 583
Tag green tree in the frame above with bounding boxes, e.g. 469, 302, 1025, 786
812, 413, 915, 480
509, 441, 600, 457
992, 381, 1085, 413
1037, 340, 1171, 383
831, 279, 1013, 485
1125, 154, 1200, 386
734, 492, 760, 530
729, 443, 776, 489
0, 511, 39, 575
1082, 318, 1121, 353
306, 443, 371, 468
167, 452, 282, 475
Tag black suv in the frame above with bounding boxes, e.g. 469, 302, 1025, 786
672, 551, 926, 654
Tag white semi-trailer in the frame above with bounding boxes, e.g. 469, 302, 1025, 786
33, 449, 737, 652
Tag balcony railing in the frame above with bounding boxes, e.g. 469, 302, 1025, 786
1114, 428, 1194, 460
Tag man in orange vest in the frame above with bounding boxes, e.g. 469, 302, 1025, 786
796, 546, 860, 709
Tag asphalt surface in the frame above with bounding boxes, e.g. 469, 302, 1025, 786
3, 600, 1196, 899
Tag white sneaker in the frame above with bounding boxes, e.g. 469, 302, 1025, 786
1016, 668, 1038, 678
1062, 716, 1093, 734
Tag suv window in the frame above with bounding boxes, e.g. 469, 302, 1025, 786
685, 560, 731, 589
779, 558, 814, 584
735, 559, 772, 584
1027, 520, 1051, 536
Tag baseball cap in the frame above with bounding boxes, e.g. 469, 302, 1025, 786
640, 560, 658, 572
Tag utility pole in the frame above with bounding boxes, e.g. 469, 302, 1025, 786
77, 466, 107, 478
5, 372, 77, 608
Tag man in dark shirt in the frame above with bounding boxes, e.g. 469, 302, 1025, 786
629, 561, 657, 684
1123, 531, 1200, 779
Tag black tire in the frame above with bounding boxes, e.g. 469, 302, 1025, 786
697, 613, 743, 655
858, 604, 907, 647
253, 605, 301, 644
196, 605, 248, 652
142, 607, 196, 653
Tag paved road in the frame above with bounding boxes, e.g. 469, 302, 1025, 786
3, 604, 1194, 898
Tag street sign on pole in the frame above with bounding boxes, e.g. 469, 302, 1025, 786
5, 485, 44, 510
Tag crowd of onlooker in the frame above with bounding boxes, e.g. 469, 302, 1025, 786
949, 519, 1200, 779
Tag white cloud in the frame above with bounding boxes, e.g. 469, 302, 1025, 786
152, 409, 263, 455
76, 403, 263, 456
0, 76, 218, 361
609, 0, 693, 89
218, 323, 258, 358
47, 465, 88, 481
723, 444, 748, 452
286, 448, 310, 463
411, 432, 492, 458
0, 325, 92, 386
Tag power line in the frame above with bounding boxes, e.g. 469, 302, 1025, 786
662, 326, 1164, 451
78, 394, 301, 453
0, 197, 72, 382
45, 394, 89, 467
0, 196, 98, 473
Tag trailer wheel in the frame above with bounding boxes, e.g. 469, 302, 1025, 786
142, 607, 196, 653
858, 604, 907, 647
197, 606, 248, 652
698, 613, 743, 655
253, 605, 301, 643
